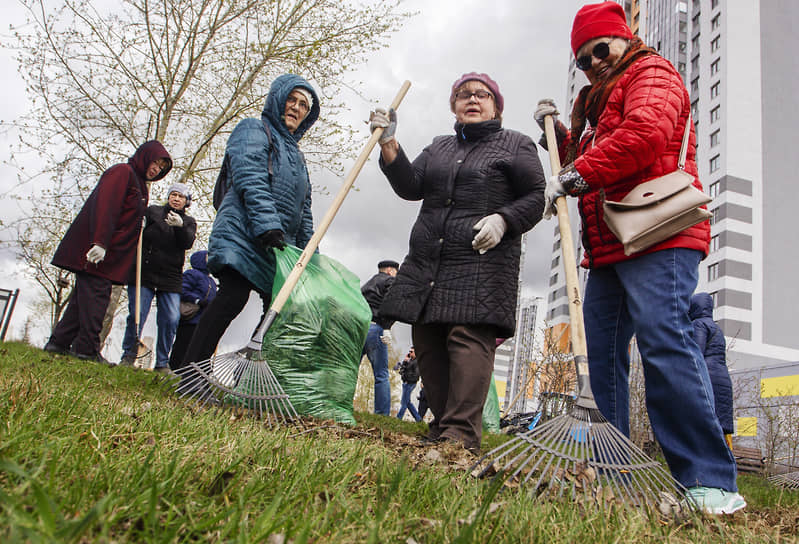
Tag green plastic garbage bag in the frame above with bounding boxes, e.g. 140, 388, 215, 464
482, 374, 501, 433
257, 245, 371, 425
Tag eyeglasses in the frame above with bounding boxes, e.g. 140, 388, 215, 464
454, 90, 493, 102
286, 95, 310, 113
576, 41, 612, 71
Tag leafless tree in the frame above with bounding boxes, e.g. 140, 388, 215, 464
2, 0, 409, 329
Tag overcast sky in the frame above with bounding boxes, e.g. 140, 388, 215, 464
0, 0, 591, 357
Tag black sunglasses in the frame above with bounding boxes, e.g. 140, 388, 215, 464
576, 41, 611, 71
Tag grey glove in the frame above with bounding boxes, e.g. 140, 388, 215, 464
86, 244, 106, 264
471, 213, 507, 254
369, 108, 397, 145
543, 175, 566, 221
534, 98, 559, 130
165, 210, 183, 227
534, 98, 569, 151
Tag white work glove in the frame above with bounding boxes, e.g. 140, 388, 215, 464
368, 108, 397, 145
86, 244, 106, 264
471, 213, 507, 254
543, 175, 566, 221
380, 330, 393, 346
165, 210, 183, 227
533, 98, 559, 130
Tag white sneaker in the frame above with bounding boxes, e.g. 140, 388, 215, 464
686, 486, 746, 515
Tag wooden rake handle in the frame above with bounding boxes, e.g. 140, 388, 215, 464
269, 80, 412, 314
543, 115, 588, 362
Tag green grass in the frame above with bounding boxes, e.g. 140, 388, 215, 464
1, 341, 798, 543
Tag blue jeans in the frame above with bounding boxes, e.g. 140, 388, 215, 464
583, 248, 737, 491
121, 286, 180, 369
362, 323, 391, 415
397, 382, 421, 421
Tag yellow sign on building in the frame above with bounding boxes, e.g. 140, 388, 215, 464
736, 417, 758, 437
760, 374, 799, 398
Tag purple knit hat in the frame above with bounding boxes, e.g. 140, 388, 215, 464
449, 72, 504, 114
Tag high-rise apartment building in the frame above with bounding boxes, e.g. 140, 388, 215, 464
657, 0, 799, 370
497, 297, 544, 414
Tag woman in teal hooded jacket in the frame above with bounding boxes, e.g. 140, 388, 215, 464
181, 74, 320, 366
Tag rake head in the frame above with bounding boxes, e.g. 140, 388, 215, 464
173, 347, 300, 427
768, 471, 799, 490
472, 402, 692, 515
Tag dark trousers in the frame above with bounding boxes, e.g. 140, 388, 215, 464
168, 321, 196, 370
412, 323, 497, 451
49, 272, 112, 357
182, 267, 271, 365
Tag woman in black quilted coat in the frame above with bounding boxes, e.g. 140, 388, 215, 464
368, 73, 546, 451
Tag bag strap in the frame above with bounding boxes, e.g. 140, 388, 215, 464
678, 114, 692, 171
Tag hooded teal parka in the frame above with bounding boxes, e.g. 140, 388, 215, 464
208, 74, 320, 292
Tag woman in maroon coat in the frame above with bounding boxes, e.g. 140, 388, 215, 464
44, 140, 172, 363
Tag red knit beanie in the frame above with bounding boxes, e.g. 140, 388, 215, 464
449, 72, 504, 114
571, 2, 634, 56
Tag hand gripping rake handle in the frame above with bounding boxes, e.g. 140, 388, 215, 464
248, 81, 412, 347
543, 115, 597, 409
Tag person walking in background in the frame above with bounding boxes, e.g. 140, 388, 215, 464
690, 292, 735, 450
181, 74, 319, 371
119, 183, 196, 371
368, 72, 546, 453
417, 384, 428, 420
45, 141, 172, 364
395, 347, 421, 422
168, 250, 217, 370
536, 2, 743, 514
360, 260, 399, 415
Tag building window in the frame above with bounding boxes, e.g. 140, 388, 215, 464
710, 235, 720, 253
710, 105, 720, 123
712, 14, 720, 30
678, 62, 686, 73
551, 256, 560, 270
712, 0, 719, 8
710, 154, 720, 172
708, 262, 719, 281
692, 34, 700, 51
709, 180, 720, 198
710, 81, 720, 99
711, 58, 720, 75
549, 273, 558, 286
691, 56, 700, 71
710, 291, 719, 308
711, 35, 720, 52
679, 41, 687, 52
710, 129, 720, 147
691, 77, 699, 94
710, 207, 719, 225
691, 99, 699, 119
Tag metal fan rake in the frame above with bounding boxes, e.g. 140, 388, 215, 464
471, 113, 693, 514
768, 471, 799, 490
173, 81, 412, 426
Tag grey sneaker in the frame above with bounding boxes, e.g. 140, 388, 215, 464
685, 486, 746, 515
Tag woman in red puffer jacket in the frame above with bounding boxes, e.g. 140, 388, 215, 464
535, 2, 743, 515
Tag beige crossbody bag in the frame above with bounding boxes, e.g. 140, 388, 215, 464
602, 116, 712, 256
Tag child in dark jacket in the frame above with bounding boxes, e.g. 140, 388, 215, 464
169, 250, 217, 370
689, 292, 734, 449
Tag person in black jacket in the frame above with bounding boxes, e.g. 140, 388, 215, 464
119, 183, 196, 371
368, 72, 546, 452
360, 259, 399, 415
395, 347, 421, 422
690, 292, 735, 449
